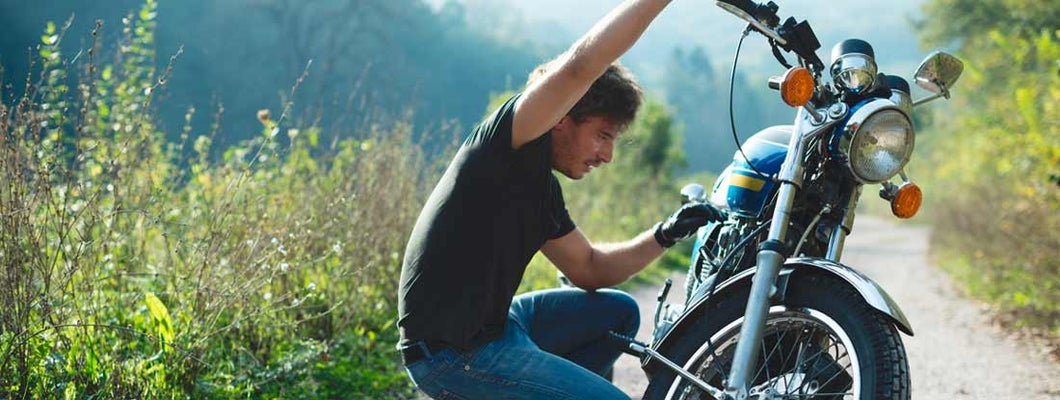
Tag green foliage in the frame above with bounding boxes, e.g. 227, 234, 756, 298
0, 4, 441, 398
916, 0, 1060, 335
918, 0, 1060, 49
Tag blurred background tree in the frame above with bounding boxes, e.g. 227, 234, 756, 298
0, 0, 546, 153
916, 0, 1060, 337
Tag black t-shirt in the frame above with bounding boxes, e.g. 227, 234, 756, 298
398, 94, 576, 351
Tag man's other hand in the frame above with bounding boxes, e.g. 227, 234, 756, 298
654, 203, 725, 248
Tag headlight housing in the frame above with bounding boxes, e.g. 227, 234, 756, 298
831, 54, 877, 94
841, 99, 915, 183
830, 39, 878, 94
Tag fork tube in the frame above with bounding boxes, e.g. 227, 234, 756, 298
724, 108, 814, 399
826, 185, 862, 261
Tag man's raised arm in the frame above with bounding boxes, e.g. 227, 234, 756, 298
510, 0, 673, 149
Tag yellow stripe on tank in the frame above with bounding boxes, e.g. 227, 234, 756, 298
730, 174, 766, 192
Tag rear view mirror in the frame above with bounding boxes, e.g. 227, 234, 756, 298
912, 51, 964, 106
914, 51, 964, 96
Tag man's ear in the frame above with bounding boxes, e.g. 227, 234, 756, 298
552, 115, 574, 134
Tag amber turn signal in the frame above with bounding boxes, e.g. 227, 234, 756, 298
891, 183, 922, 219
780, 67, 815, 107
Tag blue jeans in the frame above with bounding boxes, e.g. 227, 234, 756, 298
404, 288, 640, 399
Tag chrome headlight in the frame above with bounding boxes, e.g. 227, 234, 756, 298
841, 99, 914, 183
831, 54, 877, 93
830, 39, 878, 94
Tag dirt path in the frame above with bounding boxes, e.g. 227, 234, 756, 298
613, 216, 1060, 399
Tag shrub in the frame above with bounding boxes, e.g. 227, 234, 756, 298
0, 2, 439, 397
916, 21, 1060, 336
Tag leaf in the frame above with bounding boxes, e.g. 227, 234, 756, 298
1013, 291, 1031, 307
1014, 88, 1041, 136
308, 128, 319, 148
144, 292, 175, 349
140, 8, 157, 22
98, 102, 110, 118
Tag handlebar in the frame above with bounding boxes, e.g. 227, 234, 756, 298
716, 0, 780, 28
715, 0, 824, 72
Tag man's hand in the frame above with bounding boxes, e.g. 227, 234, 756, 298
654, 203, 725, 248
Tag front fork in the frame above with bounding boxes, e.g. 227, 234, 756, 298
723, 107, 833, 399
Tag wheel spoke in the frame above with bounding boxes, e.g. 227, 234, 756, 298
795, 344, 850, 392
753, 326, 789, 384
759, 337, 773, 384
816, 359, 854, 392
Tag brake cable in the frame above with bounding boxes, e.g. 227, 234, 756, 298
729, 24, 773, 181
769, 38, 793, 69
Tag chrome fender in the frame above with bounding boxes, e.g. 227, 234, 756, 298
647, 257, 913, 368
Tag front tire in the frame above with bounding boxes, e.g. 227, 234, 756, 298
643, 272, 909, 399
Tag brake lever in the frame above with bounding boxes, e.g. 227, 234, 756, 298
715, 1, 788, 45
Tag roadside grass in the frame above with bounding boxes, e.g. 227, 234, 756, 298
0, 3, 438, 397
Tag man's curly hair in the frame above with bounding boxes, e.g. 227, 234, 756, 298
527, 60, 643, 131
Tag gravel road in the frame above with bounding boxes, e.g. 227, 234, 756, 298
613, 216, 1060, 399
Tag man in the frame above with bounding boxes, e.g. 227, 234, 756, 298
397, 0, 723, 398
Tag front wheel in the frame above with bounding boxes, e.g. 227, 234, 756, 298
644, 272, 910, 399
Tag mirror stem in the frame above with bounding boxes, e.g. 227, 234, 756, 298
913, 92, 945, 107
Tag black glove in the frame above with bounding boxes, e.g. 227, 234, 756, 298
654, 203, 725, 248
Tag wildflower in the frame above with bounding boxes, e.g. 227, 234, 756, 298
263, 292, 272, 301
279, 262, 289, 272
307, 282, 316, 291
257, 109, 271, 125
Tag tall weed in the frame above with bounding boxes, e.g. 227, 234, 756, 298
0, 1, 439, 397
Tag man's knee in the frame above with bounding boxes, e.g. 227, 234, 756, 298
596, 289, 640, 334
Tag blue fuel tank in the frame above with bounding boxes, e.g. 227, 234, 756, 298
709, 125, 792, 218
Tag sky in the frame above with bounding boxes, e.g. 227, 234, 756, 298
421, 0, 933, 81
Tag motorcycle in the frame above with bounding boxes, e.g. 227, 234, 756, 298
608, 1, 965, 399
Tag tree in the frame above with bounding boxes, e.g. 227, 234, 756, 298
917, 0, 1060, 49
916, 0, 1060, 334
661, 45, 790, 173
